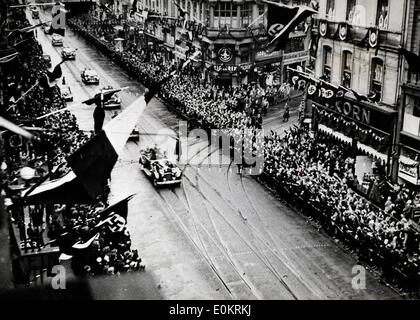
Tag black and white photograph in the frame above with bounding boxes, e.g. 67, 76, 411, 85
0, 0, 419, 306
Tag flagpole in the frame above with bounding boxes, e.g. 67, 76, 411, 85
6, 81, 40, 111
0, 52, 19, 63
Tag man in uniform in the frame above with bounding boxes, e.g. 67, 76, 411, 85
93, 91, 105, 134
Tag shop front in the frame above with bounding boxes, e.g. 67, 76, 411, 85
207, 44, 238, 87
255, 49, 283, 87
311, 95, 397, 177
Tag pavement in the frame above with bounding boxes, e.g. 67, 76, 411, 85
30, 12, 402, 300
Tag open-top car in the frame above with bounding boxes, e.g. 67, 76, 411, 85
101, 85, 122, 109
59, 85, 73, 102
81, 68, 100, 85
51, 33, 63, 46
61, 47, 77, 60
139, 147, 182, 187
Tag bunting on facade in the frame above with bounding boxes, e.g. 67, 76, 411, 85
319, 20, 328, 37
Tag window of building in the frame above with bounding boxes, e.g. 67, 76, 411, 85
403, 94, 420, 137
376, 0, 389, 29
284, 37, 305, 53
371, 58, 384, 99
214, 2, 238, 28
346, 0, 357, 22
240, 3, 251, 28
323, 46, 332, 82
342, 51, 352, 88
186, 0, 191, 15
326, 0, 335, 18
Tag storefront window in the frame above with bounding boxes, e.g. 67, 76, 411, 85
376, 0, 389, 29
342, 51, 352, 88
403, 94, 420, 137
371, 58, 383, 99
323, 46, 332, 82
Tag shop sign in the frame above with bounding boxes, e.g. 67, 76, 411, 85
218, 47, 233, 63
283, 51, 308, 64
255, 50, 282, 62
214, 65, 237, 73
315, 100, 371, 125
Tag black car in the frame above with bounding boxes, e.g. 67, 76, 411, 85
139, 148, 182, 187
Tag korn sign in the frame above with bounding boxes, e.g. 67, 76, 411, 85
331, 100, 371, 125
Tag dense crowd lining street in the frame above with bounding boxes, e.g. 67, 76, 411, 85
4, 0, 420, 301
21, 10, 401, 299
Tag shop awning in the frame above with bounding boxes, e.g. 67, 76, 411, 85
318, 124, 352, 144
356, 142, 388, 162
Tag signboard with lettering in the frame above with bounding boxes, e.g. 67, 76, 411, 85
214, 65, 237, 73
311, 98, 396, 134
255, 50, 282, 62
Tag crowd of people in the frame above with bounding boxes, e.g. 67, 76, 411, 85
1, 6, 144, 279
69, 16, 420, 291
49, 203, 145, 276
263, 127, 420, 288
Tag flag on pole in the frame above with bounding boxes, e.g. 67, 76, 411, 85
131, 0, 138, 14
47, 61, 64, 81
0, 117, 33, 140
82, 88, 124, 106
0, 52, 18, 65
263, 1, 317, 51
402, 49, 420, 74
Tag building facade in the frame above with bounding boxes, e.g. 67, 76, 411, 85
127, 0, 312, 87
309, 0, 412, 184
